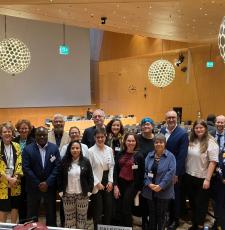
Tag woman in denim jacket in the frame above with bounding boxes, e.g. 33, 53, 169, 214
142, 134, 176, 230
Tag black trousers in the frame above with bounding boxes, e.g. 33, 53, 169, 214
91, 190, 112, 230
147, 197, 169, 230
168, 175, 186, 223
118, 178, 138, 227
185, 173, 210, 226
18, 177, 27, 223
215, 180, 225, 230
140, 194, 149, 229
27, 190, 57, 227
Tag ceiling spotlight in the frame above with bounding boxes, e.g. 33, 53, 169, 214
101, 16, 107, 24
175, 53, 185, 67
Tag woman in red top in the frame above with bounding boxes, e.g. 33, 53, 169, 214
113, 132, 144, 227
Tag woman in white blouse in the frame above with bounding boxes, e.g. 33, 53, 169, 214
88, 127, 114, 230
59, 140, 94, 229
185, 120, 219, 230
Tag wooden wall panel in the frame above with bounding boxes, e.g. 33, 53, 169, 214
100, 31, 199, 61
99, 44, 225, 123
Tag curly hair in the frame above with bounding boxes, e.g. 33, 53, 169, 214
15, 119, 32, 133
106, 118, 124, 136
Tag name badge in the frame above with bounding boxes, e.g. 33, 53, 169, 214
50, 155, 56, 162
115, 147, 121, 152
132, 164, 138, 170
148, 172, 154, 178
5, 168, 13, 177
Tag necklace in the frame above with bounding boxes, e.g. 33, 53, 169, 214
154, 153, 161, 161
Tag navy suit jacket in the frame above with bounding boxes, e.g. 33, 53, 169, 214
22, 142, 61, 192
81, 126, 96, 148
161, 126, 189, 176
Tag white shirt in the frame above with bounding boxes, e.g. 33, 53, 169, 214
60, 143, 89, 159
4, 144, 14, 174
37, 143, 48, 168
66, 160, 82, 194
186, 138, 219, 178
165, 125, 177, 141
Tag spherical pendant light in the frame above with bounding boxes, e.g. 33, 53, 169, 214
0, 38, 31, 75
148, 59, 175, 88
218, 16, 225, 62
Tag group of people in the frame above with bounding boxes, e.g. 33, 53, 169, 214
0, 109, 224, 230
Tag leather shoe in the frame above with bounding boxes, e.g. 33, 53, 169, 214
167, 221, 179, 230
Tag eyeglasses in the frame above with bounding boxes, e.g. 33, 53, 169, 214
93, 115, 104, 119
167, 116, 176, 119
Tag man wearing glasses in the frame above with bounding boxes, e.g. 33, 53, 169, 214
161, 110, 189, 230
82, 109, 105, 148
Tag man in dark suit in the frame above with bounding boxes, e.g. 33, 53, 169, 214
161, 110, 189, 230
210, 115, 225, 230
81, 109, 105, 148
22, 126, 61, 227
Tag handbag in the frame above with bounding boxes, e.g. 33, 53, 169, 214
13, 222, 48, 230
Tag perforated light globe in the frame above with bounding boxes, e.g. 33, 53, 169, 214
218, 16, 225, 62
0, 38, 31, 75
148, 59, 175, 88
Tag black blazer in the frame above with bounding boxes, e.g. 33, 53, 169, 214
58, 156, 94, 196
114, 151, 145, 191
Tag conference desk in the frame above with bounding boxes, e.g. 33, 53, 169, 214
50, 117, 137, 132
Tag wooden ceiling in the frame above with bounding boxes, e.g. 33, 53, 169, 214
0, 0, 224, 43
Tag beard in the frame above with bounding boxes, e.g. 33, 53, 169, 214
54, 127, 64, 135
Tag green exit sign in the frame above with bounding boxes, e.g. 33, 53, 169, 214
59, 45, 69, 55
206, 61, 214, 68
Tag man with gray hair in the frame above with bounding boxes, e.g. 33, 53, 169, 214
48, 114, 70, 151
48, 114, 69, 227
82, 109, 106, 148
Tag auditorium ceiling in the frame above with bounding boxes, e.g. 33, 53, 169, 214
0, 0, 224, 42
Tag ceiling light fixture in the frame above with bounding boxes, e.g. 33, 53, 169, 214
0, 16, 31, 76
218, 16, 225, 62
148, 40, 175, 88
